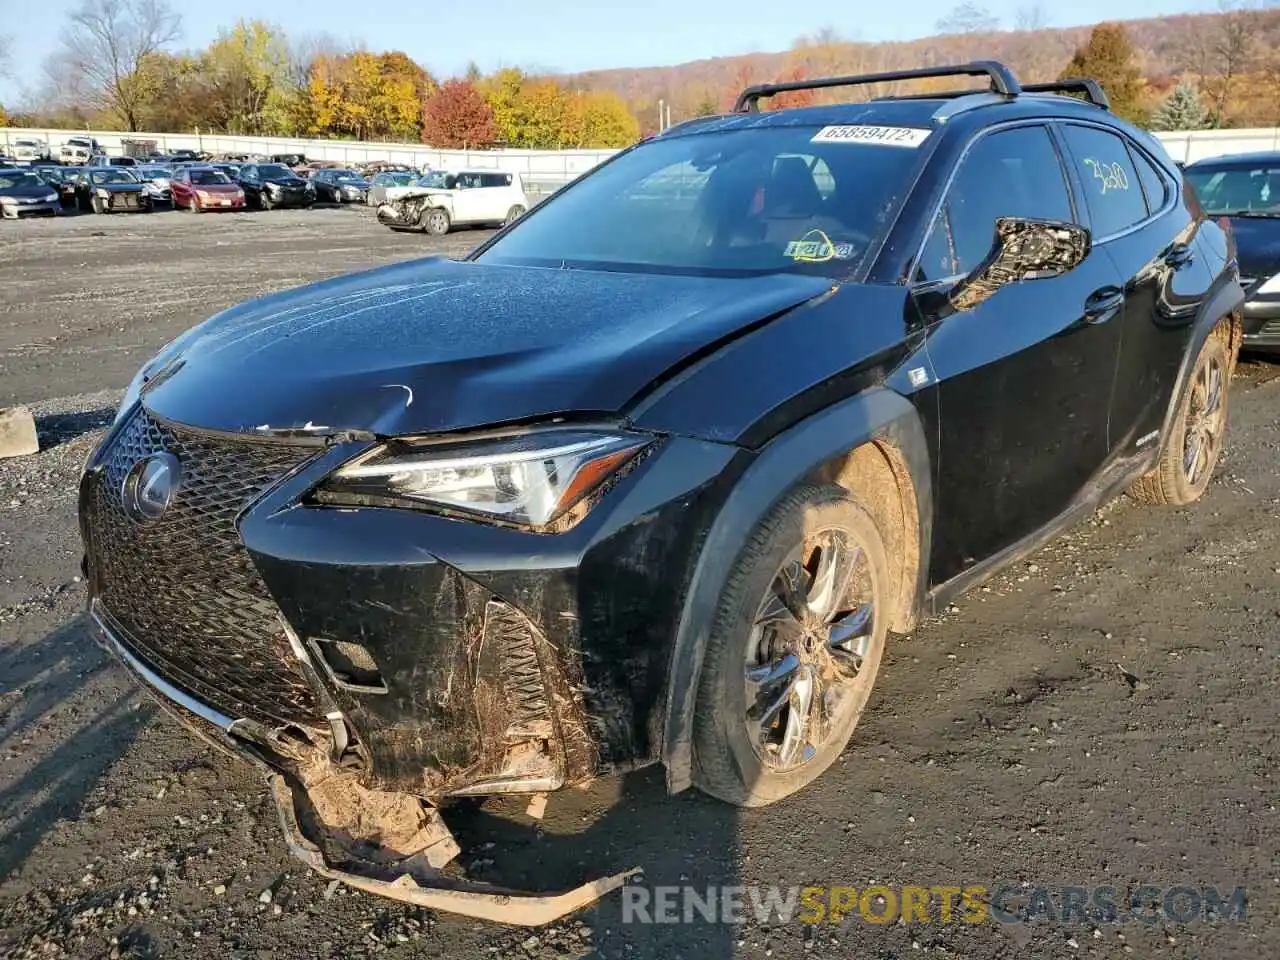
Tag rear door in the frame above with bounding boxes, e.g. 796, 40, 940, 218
1056, 123, 1214, 452
914, 123, 1127, 586
449, 173, 486, 222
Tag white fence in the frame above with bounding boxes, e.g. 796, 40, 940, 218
4, 124, 1279, 176
1152, 128, 1280, 164
0, 127, 619, 185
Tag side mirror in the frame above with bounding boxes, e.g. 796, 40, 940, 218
949, 217, 1091, 312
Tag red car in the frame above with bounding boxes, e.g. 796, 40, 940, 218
171, 166, 245, 212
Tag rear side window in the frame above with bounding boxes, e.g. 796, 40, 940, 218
480, 173, 512, 187
917, 125, 1074, 282
1129, 146, 1169, 214
1060, 125, 1147, 238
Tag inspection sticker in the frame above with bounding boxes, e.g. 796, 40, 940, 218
811, 125, 931, 147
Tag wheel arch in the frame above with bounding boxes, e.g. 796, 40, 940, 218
660, 386, 933, 793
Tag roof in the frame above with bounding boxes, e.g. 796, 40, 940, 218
660, 92, 1121, 140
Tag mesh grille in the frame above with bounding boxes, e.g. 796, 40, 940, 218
85, 406, 324, 728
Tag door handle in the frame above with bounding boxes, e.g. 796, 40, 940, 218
1163, 242, 1194, 268
1083, 286, 1124, 324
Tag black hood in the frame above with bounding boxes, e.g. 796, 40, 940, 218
264, 177, 306, 187
141, 258, 833, 436
1222, 215, 1280, 281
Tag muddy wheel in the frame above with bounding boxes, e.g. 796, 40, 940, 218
423, 207, 451, 235
1129, 325, 1233, 506
504, 204, 526, 226
692, 485, 890, 807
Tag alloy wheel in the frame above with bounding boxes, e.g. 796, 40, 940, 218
1183, 350, 1226, 486
744, 528, 878, 771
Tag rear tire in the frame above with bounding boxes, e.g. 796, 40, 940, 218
1129, 324, 1233, 506
423, 207, 451, 235
692, 485, 891, 807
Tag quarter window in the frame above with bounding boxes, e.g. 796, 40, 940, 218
1060, 125, 1148, 238
917, 125, 1074, 282
1129, 145, 1169, 215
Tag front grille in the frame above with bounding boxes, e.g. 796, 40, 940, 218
110, 193, 140, 210
1259, 319, 1280, 338
85, 407, 324, 728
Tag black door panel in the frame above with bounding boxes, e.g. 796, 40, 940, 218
913, 124, 1124, 586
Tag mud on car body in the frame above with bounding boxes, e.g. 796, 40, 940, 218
79, 61, 1243, 923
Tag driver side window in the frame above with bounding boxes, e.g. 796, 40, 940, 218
917, 125, 1075, 283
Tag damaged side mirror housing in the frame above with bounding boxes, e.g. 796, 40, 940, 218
947, 216, 1091, 312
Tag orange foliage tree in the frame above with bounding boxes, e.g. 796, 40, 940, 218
422, 79, 498, 148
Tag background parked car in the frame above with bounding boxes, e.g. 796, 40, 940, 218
74, 168, 151, 213
135, 165, 175, 206
237, 163, 314, 209
170, 166, 246, 212
365, 171, 416, 206
60, 137, 99, 165
12, 138, 50, 162
310, 168, 370, 203
376, 169, 528, 234
210, 162, 241, 180
0, 168, 61, 218
33, 166, 81, 208
89, 154, 138, 168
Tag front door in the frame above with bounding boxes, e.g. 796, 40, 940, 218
913, 123, 1126, 586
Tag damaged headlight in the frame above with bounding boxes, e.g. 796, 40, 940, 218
317, 429, 652, 528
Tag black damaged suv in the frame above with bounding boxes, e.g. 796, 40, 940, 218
80, 62, 1242, 919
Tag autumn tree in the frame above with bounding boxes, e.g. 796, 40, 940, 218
55, 0, 181, 130
1150, 82, 1209, 130
0, 33, 11, 78
421, 78, 497, 148
305, 51, 433, 140
197, 21, 290, 134
562, 90, 640, 147
1062, 23, 1145, 124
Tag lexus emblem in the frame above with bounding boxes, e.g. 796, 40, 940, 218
122, 452, 181, 522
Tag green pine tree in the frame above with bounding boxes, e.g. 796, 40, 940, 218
1061, 23, 1145, 124
1149, 82, 1209, 132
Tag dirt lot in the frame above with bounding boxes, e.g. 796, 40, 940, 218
1, 208, 1278, 959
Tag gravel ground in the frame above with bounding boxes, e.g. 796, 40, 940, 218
1, 209, 1278, 959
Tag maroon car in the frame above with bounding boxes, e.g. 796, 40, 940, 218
171, 166, 245, 212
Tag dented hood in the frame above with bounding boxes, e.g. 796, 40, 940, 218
141, 257, 831, 436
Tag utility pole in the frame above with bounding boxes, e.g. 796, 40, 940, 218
657, 99, 665, 132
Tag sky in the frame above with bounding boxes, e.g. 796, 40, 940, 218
0, 0, 1207, 105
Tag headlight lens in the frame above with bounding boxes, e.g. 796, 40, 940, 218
318, 429, 651, 528
1256, 273, 1280, 295
96, 188, 109, 198
44, 193, 58, 202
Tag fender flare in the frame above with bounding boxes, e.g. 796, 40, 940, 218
1154, 271, 1244, 459
660, 386, 933, 793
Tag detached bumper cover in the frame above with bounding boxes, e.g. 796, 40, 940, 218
89, 603, 638, 926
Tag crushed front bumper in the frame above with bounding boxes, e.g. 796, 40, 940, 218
1241, 295, 1280, 352
88, 602, 638, 925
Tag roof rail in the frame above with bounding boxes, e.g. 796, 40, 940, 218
734, 60, 1021, 113
1020, 78, 1110, 109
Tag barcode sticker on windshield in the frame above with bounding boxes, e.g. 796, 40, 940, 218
811, 125, 931, 147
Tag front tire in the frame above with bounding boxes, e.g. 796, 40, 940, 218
1129, 324, 1233, 506
692, 485, 890, 807
422, 207, 451, 235
504, 204, 526, 226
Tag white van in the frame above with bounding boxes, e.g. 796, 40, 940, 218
12, 138, 50, 162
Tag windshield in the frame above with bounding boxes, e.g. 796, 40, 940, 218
478, 126, 926, 276
192, 169, 232, 185
334, 171, 363, 182
0, 172, 44, 190
1185, 164, 1280, 216
415, 171, 455, 189
259, 164, 294, 179
91, 170, 139, 184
